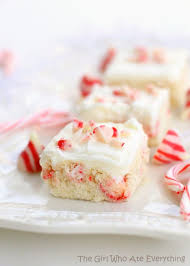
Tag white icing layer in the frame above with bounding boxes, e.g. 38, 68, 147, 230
104, 48, 189, 83
78, 85, 169, 132
40, 119, 148, 182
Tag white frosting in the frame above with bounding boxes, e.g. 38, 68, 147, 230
78, 85, 169, 130
104, 48, 189, 83
40, 119, 148, 183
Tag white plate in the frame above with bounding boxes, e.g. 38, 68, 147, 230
1, 112, 190, 239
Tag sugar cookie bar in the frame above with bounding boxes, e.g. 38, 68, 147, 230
77, 84, 169, 146
101, 47, 189, 107
40, 119, 149, 202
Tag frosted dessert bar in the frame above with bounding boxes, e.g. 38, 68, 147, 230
78, 84, 169, 146
40, 118, 149, 202
101, 47, 189, 107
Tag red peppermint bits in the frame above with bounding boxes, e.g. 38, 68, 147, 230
43, 169, 54, 180
112, 90, 126, 97
57, 139, 72, 151
74, 119, 83, 128
69, 164, 85, 183
135, 47, 148, 63
99, 183, 127, 202
93, 125, 113, 143
73, 119, 84, 132
88, 120, 95, 127
112, 127, 118, 137
99, 48, 116, 72
80, 75, 103, 97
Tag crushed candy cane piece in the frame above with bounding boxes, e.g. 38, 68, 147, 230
99, 180, 127, 201
69, 164, 85, 182
135, 47, 149, 63
99, 48, 116, 72
73, 119, 84, 132
112, 127, 118, 138
57, 139, 72, 151
80, 75, 103, 97
17, 131, 44, 173
88, 120, 95, 127
42, 169, 55, 180
152, 129, 189, 164
112, 90, 126, 97
93, 125, 113, 143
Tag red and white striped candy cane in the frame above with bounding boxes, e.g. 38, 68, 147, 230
180, 178, 190, 220
17, 131, 44, 173
164, 160, 190, 193
0, 109, 75, 135
152, 129, 189, 164
165, 160, 190, 220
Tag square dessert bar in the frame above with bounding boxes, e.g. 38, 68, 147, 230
101, 47, 189, 107
40, 118, 149, 202
78, 84, 169, 146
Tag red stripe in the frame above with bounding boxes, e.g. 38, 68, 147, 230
28, 141, 41, 171
162, 139, 185, 152
165, 182, 182, 189
186, 101, 190, 108
165, 175, 177, 182
186, 186, 190, 200
179, 164, 190, 174
167, 130, 178, 136
21, 151, 34, 172
157, 149, 182, 161
153, 155, 171, 164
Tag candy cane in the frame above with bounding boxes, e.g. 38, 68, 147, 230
165, 160, 190, 221
80, 75, 103, 97
0, 109, 75, 135
180, 179, 190, 220
17, 131, 44, 173
164, 160, 189, 193
99, 48, 116, 72
152, 129, 189, 164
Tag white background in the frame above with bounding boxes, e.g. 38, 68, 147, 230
1, 0, 190, 265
